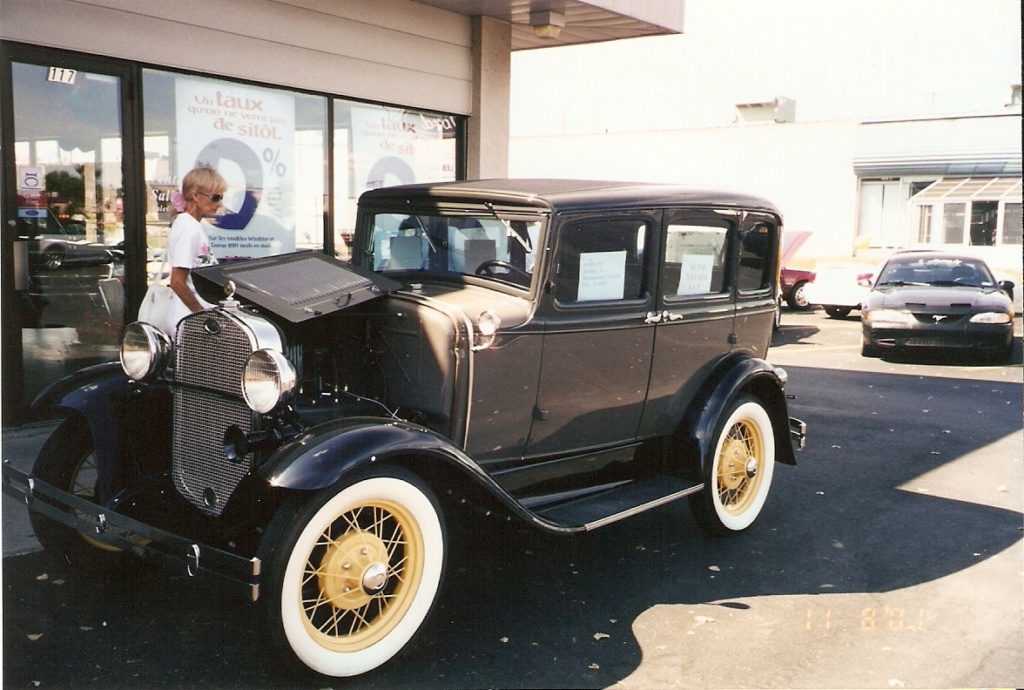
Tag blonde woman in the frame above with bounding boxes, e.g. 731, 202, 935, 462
164, 167, 226, 330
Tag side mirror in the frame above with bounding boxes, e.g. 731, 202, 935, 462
999, 280, 1015, 300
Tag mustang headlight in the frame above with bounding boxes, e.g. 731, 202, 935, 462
863, 309, 913, 326
242, 349, 297, 414
969, 312, 1011, 324
120, 322, 173, 380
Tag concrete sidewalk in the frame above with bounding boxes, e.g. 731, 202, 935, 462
1, 421, 57, 556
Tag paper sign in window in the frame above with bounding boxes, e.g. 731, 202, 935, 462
578, 250, 626, 301
677, 253, 715, 295
389, 235, 423, 269
464, 239, 496, 273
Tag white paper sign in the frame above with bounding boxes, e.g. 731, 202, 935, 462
578, 250, 626, 301
677, 253, 715, 295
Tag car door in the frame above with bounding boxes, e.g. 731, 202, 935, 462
637, 209, 738, 438
524, 211, 658, 458
733, 212, 781, 357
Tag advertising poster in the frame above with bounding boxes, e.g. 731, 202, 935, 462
175, 78, 296, 258
351, 106, 456, 198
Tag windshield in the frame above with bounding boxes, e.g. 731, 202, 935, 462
876, 257, 997, 288
368, 213, 541, 289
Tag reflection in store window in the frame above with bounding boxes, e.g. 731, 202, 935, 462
142, 69, 328, 265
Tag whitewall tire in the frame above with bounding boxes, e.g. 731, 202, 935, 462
261, 469, 446, 678
690, 396, 775, 535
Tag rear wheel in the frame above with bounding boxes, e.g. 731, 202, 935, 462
260, 468, 446, 678
690, 396, 775, 536
824, 306, 852, 319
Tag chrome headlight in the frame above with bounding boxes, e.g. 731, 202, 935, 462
473, 310, 502, 351
863, 309, 913, 326
120, 322, 173, 380
241, 349, 297, 414
969, 312, 1011, 324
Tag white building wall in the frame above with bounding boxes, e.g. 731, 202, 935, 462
1, 0, 475, 115
510, 120, 859, 260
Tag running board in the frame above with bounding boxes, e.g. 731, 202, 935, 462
534, 475, 702, 531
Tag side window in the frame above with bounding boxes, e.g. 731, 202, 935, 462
738, 220, 777, 293
553, 219, 648, 303
662, 223, 729, 299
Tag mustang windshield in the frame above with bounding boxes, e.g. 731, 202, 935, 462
369, 213, 540, 288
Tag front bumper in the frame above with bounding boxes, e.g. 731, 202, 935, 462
863, 324, 1012, 352
2, 461, 262, 601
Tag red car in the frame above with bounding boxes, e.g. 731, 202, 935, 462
780, 231, 814, 310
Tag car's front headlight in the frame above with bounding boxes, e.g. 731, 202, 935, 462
863, 309, 913, 326
241, 349, 297, 414
120, 322, 173, 380
969, 312, 1012, 324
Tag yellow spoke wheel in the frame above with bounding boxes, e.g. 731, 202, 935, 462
262, 469, 446, 678
690, 396, 776, 535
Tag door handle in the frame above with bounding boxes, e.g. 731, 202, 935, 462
645, 311, 663, 324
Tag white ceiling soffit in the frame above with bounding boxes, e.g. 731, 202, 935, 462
412, 0, 685, 50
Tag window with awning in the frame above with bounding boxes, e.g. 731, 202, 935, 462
912, 177, 1022, 246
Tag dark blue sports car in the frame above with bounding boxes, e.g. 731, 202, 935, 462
861, 251, 1015, 362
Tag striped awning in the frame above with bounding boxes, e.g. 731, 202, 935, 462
911, 177, 1022, 202
854, 114, 1022, 177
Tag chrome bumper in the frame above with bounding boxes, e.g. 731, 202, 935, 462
790, 417, 807, 450
1, 460, 261, 601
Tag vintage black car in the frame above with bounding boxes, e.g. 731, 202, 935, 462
861, 250, 1015, 361
4, 179, 805, 679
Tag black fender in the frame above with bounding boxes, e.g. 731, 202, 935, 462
28, 361, 133, 503
258, 416, 564, 530
685, 355, 797, 474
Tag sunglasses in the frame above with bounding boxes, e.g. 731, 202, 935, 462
198, 192, 224, 203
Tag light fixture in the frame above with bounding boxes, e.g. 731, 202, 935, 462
530, 10, 565, 39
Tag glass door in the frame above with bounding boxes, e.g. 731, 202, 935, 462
3, 48, 137, 419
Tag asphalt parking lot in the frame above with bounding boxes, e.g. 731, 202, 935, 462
3, 308, 1022, 689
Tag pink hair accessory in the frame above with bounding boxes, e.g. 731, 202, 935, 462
170, 191, 187, 213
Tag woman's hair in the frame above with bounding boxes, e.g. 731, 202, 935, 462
182, 166, 228, 199
170, 166, 228, 220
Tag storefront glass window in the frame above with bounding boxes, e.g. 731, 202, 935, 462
10, 61, 126, 403
142, 70, 328, 268
1002, 203, 1022, 245
332, 101, 458, 260
942, 203, 965, 244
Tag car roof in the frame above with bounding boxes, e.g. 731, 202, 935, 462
359, 178, 781, 216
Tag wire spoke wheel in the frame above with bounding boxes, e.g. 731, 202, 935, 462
262, 469, 446, 678
300, 499, 423, 651
690, 396, 775, 535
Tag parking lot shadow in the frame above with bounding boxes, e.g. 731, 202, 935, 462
4, 366, 1022, 689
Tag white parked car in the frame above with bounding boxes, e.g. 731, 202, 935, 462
803, 262, 879, 318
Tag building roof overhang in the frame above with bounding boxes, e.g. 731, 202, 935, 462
412, 0, 684, 50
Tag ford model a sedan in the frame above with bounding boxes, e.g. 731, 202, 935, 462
4, 179, 805, 679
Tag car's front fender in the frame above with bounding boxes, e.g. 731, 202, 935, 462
258, 416, 582, 530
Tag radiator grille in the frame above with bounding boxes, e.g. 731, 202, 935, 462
172, 311, 258, 516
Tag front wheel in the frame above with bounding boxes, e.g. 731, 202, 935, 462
29, 416, 126, 571
824, 306, 852, 319
690, 396, 775, 536
786, 282, 810, 310
260, 468, 447, 678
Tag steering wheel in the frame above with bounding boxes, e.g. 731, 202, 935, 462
474, 260, 531, 281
